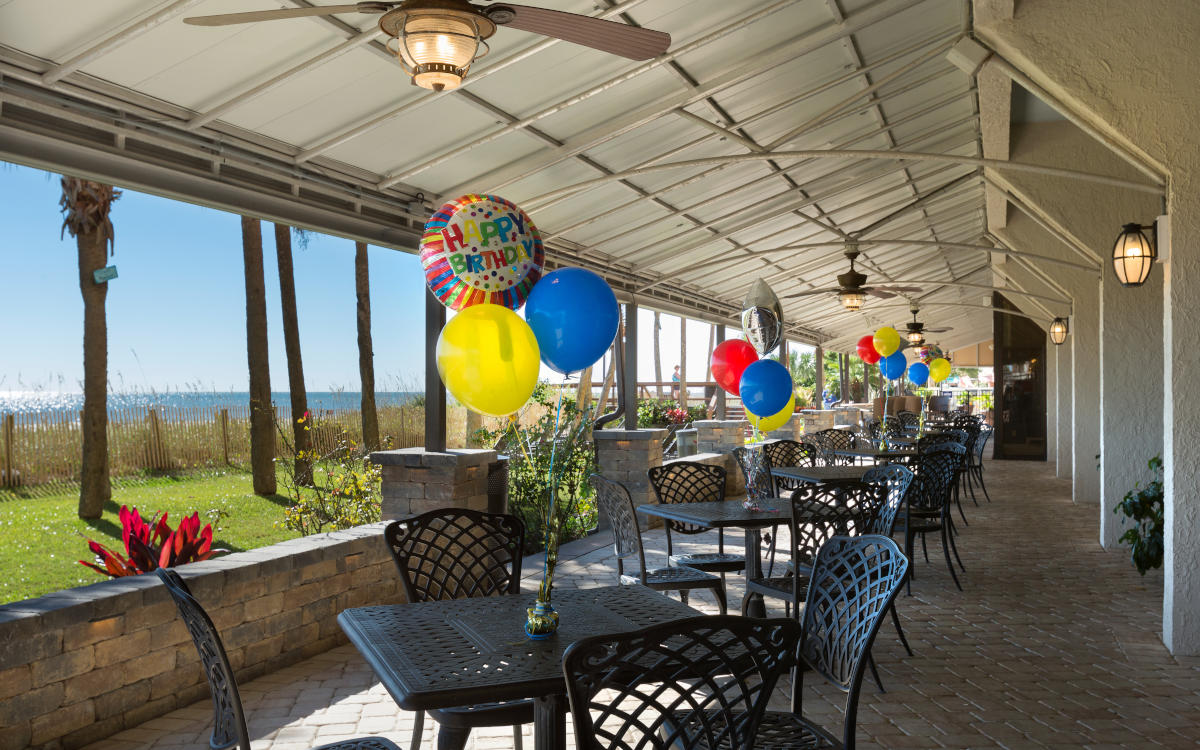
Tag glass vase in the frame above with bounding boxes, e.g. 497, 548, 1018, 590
525, 515, 561, 639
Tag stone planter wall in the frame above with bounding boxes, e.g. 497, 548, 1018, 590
0, 523, 404, 750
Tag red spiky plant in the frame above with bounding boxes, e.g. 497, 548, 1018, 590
80, 505, 222, 577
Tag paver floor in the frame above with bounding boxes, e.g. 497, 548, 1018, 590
85, 459, 1200, 749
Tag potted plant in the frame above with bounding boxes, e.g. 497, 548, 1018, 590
1114, 455, 1164, 575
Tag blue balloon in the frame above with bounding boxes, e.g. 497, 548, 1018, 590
524, 268, 619, 374
739, 359, 793, 417
879, 350, 907, 380
907, 361, 930, 387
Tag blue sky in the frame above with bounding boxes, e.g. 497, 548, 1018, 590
0, 161, 810, 394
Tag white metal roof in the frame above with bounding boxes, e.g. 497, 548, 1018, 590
0, 0, 1001, 350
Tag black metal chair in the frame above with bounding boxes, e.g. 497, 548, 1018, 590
753, 535, 911, 749
810, 428, 857, 465
862, 464, 916, 658
967, 425, 994, 501
383, 509, 532, 750
155, 568, 403, 750
647, 462, 744, 582
897, 410, 920, 433
902, 445, 967, 592
589, 474, 727, 614
761, 439, 820, 495
563, 615, 801, 749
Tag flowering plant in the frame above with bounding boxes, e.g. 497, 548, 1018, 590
80, 505, 222, 577
665, 407, 689, 424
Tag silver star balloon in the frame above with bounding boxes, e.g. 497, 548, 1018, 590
741, 279, 783, 355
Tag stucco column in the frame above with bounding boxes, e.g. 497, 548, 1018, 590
1044, 337, 1056, 466
1069, 292, 1101, 504
1055, 341, 1072, 480
1099, 257, 1164, 547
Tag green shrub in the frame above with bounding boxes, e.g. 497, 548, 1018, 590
1115, 455, 1164, 575
275, 416, 383, 536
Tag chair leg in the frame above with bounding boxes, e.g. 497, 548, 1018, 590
904, 529, 916, 596
889, 603, 914, 657
866, 653, 886, 693
947, 520, 967, 572
920, 531, 930, 563
976, 466, 992, 502
679, 589, 689, 607
941, 524, 963, 591
436, 725, 471, 750
513, 724, 523, 750
711, 583, 728, 615
410, 711, 425, 750
740, 592, 753, 616
954, 480, 969, 525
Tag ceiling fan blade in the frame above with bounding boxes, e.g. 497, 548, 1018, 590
184, 5, 370, 26
865, 288, 898, 299
494, 5, 670, 60
783, 288, 839, 299
926, 326, 953, 333
873, 285, 924, 294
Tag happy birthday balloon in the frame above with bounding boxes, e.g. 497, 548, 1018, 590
873, 326, 901, 358
747, 393, 795, 433
711, 340, 759, 396
524, 268, 618, 374
436, 303, 540, 416
741, 279, 784, 355
907, 361, 929, 387
879, 350, 907, 380
929, 358, 951, 383
856, 334, 881, 364
421, 194, 544, 311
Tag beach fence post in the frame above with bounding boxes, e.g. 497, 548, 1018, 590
148, 407, 166, 470
2, 413, 13, 487
220, 408, 230, 465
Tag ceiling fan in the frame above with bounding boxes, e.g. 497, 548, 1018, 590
901, 304, 952, 347
783, 243, 923, 311
184, 1, 671, 91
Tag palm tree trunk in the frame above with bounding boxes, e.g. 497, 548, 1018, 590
355, 241, 380, 451
242, 217, 276, 496
275, 224, 312, 485
653, 311, 662, 398
77, 226, 110, 518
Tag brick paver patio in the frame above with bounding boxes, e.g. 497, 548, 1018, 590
84, 459, 1200, 749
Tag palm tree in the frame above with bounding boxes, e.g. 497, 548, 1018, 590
355, 241, 380, 450
60, 177, 120, 519
275, 224, 312, 484
241, 217, 276, 495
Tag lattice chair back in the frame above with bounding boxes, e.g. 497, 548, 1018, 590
384, 508, 525, 602
910, 444, 965, 514
762, 439, 818, 470
864, 419, 883, 442
973, 426, 993, 465
883, 416, 907, 438
959, 421, 983, 456
788, 481, 885, 573
798, 535, 909, 746
647, 461, 725, 536
861, 464, 914, 536
897, 411, 920, 431
589, 474, 649, 579
916, 430, 964, 453
950, 412, 980, 428
732, 446, 773, 502
563, 614, 802, 750
156, 568, 250, 750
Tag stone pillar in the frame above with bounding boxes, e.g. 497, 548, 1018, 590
594, 428, 666, 528
372, 447, 495, 519
1100, 252, 1164, 548
694, 419, 747, 455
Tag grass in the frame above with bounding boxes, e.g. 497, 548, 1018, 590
0, 469, 300, 605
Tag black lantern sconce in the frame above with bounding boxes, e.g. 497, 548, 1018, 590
1049, 317, 1068, 345
1112, 223, 1157, 287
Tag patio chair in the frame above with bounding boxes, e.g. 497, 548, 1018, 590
810, 428, 857, 465
589, 474, 727, 614
897, 410, 920, 432
967, 425, 994, 502
902, 444, 967, 592
761, 439, 820, 495
753, 535, 910, 749
563, 614, 801, 749
647, 462, 745, 582
155, 568, 404, 750
384, 509, 532, 750
862, 464, 916, 658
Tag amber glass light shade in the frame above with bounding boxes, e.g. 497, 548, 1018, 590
839, 290, 866, 311
1049, 317, 1068, 345
396, 11, 485, 91
1112, 223, 1156, 287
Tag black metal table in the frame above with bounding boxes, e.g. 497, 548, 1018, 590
770, 465, 869, 483
338, 585, 699, 750
831, 447, 915, 464
636, 498, 790, 618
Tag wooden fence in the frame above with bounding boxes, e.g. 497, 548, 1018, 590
0, 402, 440, 490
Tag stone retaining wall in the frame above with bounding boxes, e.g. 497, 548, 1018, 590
0, 523, 404, 750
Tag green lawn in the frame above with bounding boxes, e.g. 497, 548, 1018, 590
0, 471, 300, 604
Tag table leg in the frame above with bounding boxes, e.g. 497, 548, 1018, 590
743, 528, 766, 618
534, 694, 567, 750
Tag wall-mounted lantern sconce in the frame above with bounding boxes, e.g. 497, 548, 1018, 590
1112, 223, 1157, 287
1049, 317, 1068, 345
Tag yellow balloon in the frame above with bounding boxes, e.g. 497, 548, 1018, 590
436, 303, 540, 417
748, 393, 795, 433
928, 358, 951, 383
873, 326, 901, 358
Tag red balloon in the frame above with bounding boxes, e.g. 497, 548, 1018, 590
711, 339, 759, 396
856, 334, 881, 364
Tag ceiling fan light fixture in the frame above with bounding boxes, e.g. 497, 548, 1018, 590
906, 329, 925, 346
839, 290, 866, 311
389, 9, 492, 91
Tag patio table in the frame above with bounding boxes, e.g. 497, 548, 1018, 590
770, 465, 870, 483
831, 447, 915, 464
636, 498, 790, 618
338, 584, 699, 750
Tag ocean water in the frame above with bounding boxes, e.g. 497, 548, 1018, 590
0, 391, 420, 416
